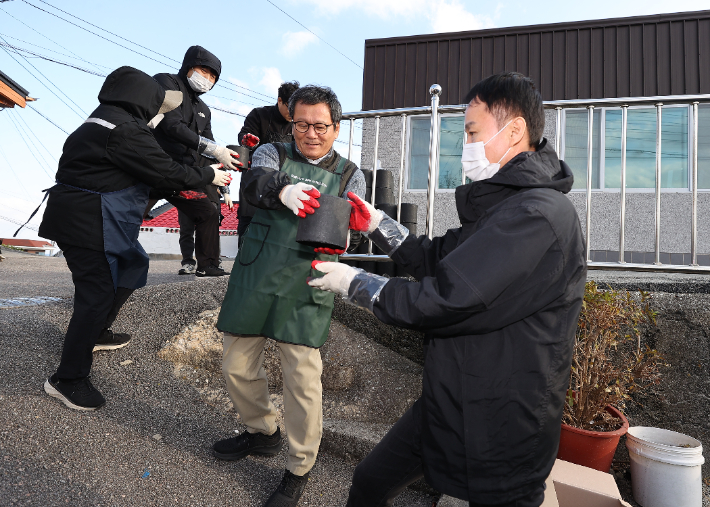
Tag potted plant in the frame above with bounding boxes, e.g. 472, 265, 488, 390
557, 281, 662, 472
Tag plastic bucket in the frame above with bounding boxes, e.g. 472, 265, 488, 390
626, 426, 705, 507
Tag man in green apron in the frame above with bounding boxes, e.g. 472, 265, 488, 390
214, 85, 365, 507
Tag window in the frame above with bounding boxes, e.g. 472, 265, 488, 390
407, 115, 465, 190
563, 106, 692, 190
564, 109, 601, 190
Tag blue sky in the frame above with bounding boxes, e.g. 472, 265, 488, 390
1, 0, 709, 240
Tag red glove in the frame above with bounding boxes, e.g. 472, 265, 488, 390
242, 133, 260, 148
229, 152, 245, 172
178, 190, 207, 200
314, 229, 349, 255
347, 191, 381, 232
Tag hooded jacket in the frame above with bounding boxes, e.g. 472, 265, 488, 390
153, 46, 220, 169
38, 66, 214, 251
372, 139, 587, 503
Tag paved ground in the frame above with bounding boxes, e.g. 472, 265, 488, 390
3, 249, 710, 506
0, 250, 434, 507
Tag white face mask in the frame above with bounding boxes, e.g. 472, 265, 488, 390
461, 119, 514, 182
147, 113, 164, 129
187, 70, 214, 93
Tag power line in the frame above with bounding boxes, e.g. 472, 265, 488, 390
0, 32, 112, 70
34, 0, 181, 65
21, 0, 278, 104
11, 108, 58, 163
0, 143, 31, 195
20, 0, 171, 66
0, 32, 86, 118
0, 7, 106, 72
26, 105, 69, 135
1, 42, 107, 77
207, 105, 247, 118
265, 0, 363, 70
3, 113, 54, 179
0, 214, 39, 232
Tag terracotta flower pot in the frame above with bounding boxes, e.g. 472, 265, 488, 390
557, 405, 629, 472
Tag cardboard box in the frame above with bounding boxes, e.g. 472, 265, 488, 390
541, 459, 632, 507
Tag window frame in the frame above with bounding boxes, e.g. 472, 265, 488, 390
405, 113, 465, 193
563, 104, 696, 193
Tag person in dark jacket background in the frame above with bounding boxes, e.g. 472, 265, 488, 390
153, 45, 241, 277
309, 72, 587, 507
38, 66, 230, 411
236, 80, 299, 240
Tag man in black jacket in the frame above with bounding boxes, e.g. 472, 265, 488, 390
236, 81, 299, 240
309, 72, 587, 507
153, 45, 241, 277
38, 66, 230, 411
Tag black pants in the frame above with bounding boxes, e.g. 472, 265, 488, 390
346, 399, 545, 507
167, 194, 220, 270
55, 243, 134, 380
177, 209, 196, 264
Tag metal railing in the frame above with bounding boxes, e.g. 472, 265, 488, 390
340, 85, 710, 273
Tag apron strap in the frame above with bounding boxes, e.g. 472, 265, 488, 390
13, 184, 59, 237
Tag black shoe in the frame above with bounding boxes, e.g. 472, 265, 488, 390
196, 265, 229, 277
213, 428, 282, 461
178, 262, 196, 275
44, 374, 106, 411
263, 470, 310, 507
93, 329, 131, 352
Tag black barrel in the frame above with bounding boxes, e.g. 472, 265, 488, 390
375, 203, 397, 220
361, 169, 373, 188
399, 203, 418, 223
374, 169, 394, 189
296, 194, 351, 249
226, 145, 250, 169
374, 188, 396, 206
401, 222, 417, 236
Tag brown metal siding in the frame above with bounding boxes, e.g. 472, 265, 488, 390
362, 10, 710, 109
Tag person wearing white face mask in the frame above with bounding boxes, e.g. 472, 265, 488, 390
308, 72, 587, 507
152, 46, 242, 277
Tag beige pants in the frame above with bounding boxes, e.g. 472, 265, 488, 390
222, 332, 323, 476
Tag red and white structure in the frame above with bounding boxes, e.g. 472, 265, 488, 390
139, 203, 239, 258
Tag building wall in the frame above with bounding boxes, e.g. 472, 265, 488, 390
363, 10, 710, 110
360, 109, 710, 259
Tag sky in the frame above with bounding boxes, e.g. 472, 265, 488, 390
1, 0, 709, 241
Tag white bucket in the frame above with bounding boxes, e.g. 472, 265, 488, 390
626, 426, 705, 507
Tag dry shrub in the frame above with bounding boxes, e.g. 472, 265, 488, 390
562, 281, 663, 432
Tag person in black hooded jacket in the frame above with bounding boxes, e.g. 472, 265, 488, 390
38, 66, 231, 412
309, 73, 587, 507
152, 45, 241, 277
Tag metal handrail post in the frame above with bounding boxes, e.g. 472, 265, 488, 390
654, 103, 663, 264
348, 119, 354, 162
555, 107, 562, 157
691, 102, 699, 265
462, 131, 467, 185
368, 116, 381, 254
585, 106, 594, 262
619, 106, 628, 263
397, 114, 406, 222
425, 84, 442, 240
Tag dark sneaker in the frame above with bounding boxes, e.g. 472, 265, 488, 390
178, 262, 196, 275
93, 329, 131, 352
196, 265, 229, 277
263, 470, 310, 507
213, 428, 282, 461
44, 374, 106, 411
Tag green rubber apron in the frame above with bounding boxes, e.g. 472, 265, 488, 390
217, 145, 345, 348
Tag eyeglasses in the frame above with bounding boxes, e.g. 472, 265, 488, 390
292, 121, 334, 135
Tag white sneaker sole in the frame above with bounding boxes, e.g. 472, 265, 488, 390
92, 340, 130, 352
44, 380, 100, 411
